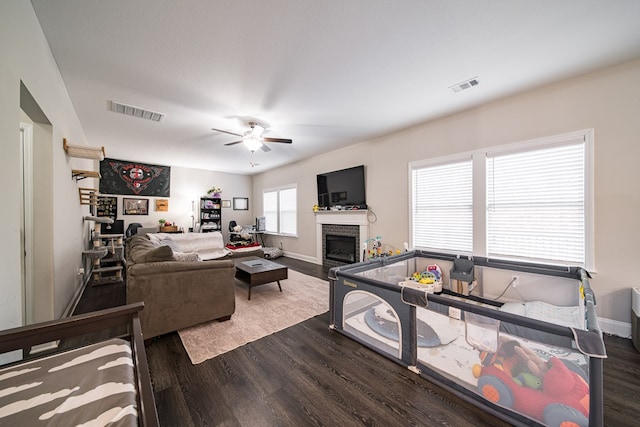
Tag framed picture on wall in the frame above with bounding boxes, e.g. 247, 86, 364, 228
95, 196, 117, 220
155, 198, 169, 212
123, 198, 149, 215
233, 197, 248, 210
221, 200, 231, 208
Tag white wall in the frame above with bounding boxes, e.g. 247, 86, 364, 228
3, 0, 638, 333
253, 59, 640, 328
0, 0, 90, 329
0, 1, 258, 333
103, 165, 253, 240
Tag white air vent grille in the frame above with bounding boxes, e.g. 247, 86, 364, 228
449, 77, 480, 93
109, 101, 165, 122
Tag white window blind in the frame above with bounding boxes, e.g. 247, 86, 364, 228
279, 187, 297, 235
487, 141, 585, 265
412, 159, 473, 253
263, 185, 297, 235
263, 190, 278, 233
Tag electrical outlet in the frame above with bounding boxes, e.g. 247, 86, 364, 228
511, 275, 520, 288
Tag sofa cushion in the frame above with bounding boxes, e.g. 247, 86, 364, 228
132, 245, 174, 263
162, 237, 180, 252
173, 252, 202, 262
127, 235, 174, 263
146, 232, 230, 260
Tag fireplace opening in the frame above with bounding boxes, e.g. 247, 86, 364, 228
326, 234, 356, 263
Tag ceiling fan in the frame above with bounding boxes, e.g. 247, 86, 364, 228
211, 121, 292, 152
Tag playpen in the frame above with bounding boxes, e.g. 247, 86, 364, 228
329, 250, 605, 427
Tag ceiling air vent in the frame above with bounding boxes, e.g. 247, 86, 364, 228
449, 77, 480, 93
109, 101, 165, 122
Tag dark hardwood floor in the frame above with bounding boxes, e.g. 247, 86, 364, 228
76, 257, 640, 427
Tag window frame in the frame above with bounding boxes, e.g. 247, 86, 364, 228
262, 183, 298, 237
409, 129, 594, 269
409, 153, 474, 255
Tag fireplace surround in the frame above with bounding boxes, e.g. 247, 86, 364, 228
315, 211, 369, 267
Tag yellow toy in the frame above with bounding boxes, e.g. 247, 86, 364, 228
419, 271, 436, 284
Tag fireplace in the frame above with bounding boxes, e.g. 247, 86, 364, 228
326, 234, 356, 263
321, 223, 360, 268
316, 211, 368, 267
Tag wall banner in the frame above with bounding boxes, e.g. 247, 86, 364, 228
99, 158, 171, 196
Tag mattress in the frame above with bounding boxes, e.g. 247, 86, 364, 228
0, 338, 138, 426
345, 303, 588, 387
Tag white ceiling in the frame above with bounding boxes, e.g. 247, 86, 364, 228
31, 0, 640, 174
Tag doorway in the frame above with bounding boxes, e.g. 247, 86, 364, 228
20, 82, 54, 325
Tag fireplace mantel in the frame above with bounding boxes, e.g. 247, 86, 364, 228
316, 210, 369, 265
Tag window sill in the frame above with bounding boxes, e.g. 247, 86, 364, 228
264, 232, 298, 238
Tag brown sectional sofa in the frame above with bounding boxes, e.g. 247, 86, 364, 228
125, 233, 263, 339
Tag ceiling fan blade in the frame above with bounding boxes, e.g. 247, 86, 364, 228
224, 140, 243, 146
263, 137, 292, 144
212, 127, 243, 137
260, 144, 272, 152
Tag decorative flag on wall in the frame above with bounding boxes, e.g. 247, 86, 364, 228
99, 158, 171, 196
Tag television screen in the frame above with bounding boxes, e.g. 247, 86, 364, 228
317, 165, 366, 209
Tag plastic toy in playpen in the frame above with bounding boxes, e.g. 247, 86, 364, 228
471, 338, 590, 427
365, 236, 383, 258
362, 237, 405, 260
399, 264, 443, 293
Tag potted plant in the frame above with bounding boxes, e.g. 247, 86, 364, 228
158, 219, 178, 232
207, 186, 222, 198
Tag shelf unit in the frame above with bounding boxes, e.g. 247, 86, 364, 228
63, 138, 105, 160
200, 196, 221, 232
78, 188, 99, 206
63, 138, 104, 205
83, 217, 124, 285
72, 169, 101, 181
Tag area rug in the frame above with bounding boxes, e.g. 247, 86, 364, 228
177, 269, 329, 364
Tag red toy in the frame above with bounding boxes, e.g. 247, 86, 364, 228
473, 339, 589, 426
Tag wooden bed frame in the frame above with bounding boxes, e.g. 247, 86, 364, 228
0, 302, 159, 427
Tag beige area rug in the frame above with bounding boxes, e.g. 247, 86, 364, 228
178, 269, 329, 364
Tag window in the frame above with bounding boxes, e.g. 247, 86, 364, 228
410, 129, 593, 268
411, 158, 473, 253
487, 142, 585, 265
263, 184, 297, 235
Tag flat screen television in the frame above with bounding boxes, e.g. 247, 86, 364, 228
317, 165, 367, 210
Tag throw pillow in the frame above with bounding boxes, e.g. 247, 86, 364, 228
131, 245, 174, 264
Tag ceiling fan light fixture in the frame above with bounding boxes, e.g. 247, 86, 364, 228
243, 138, 263, 152
251, 124, 265, 137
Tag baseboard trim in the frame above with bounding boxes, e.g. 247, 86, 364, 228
62, 271, 90, 319
282, 251, 319, 265
599, 317, 631, 339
